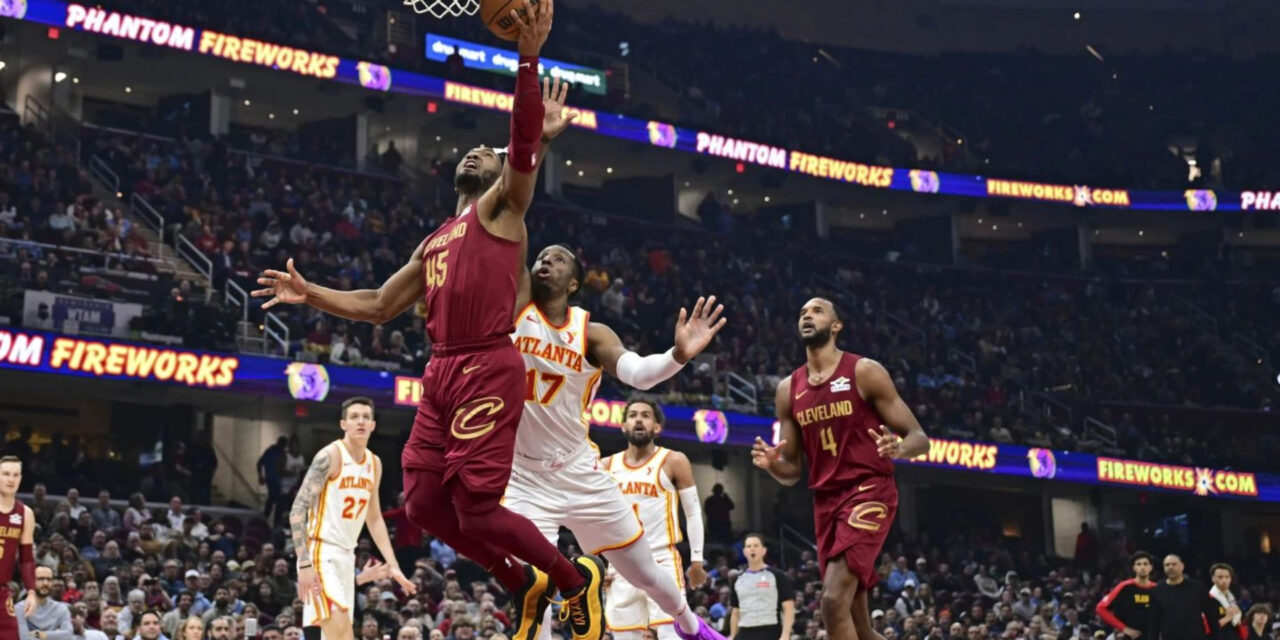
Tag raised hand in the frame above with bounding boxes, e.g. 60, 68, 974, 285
541, 76, 579, 141
252, 258, 309, 310
672, 295, 727, 364
390, 567, 418, 595
512, 0, 553, 57
752, 436, 784, 470
869, 425, 905, 459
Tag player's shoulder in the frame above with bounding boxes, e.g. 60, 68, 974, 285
661, 447, 690, 467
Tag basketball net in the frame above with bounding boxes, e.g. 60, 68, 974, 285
404, 0, 479, 17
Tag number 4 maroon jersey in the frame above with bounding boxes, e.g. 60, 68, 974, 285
789, 352, 894, 492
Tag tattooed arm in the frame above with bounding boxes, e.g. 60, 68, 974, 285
290, 445, 339, 602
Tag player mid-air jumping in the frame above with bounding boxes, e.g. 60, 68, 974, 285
253, 2, 607, 639
752, 298, 929, 640
502, 244, 726, 640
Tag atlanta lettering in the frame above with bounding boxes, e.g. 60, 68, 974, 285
618, 480, 660, 498
512, 336, 584, 372
338, 476, 375, 491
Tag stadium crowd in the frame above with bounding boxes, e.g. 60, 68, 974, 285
76, 0, 1280, 191
6, 474, 1278, 640
2, 110, 1278, 470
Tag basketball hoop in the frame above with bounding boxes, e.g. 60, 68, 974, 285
404, 0, 479, 18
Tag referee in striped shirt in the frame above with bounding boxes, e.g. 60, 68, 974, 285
730, 533, 794, 640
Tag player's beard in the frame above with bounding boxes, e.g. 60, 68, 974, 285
626, 428, 654, 447
800, 326, 833, 347
454, 171, 485, 195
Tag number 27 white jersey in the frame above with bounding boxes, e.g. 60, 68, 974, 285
512, 303, 603, 461
308, 441, 379, 551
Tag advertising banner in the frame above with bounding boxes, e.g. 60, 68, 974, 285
0, 0, 1253, 211
22, 291, 142, 337
425, 33, 607, 95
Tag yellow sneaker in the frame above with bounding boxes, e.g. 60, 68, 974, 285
558, 555, 606, 640
510, 564, 554, 640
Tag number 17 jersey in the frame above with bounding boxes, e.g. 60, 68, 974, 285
790, 352, 893, 494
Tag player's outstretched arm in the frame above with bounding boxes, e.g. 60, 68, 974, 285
588, 296, 725, 390
289, 446, 337, 602
857, 359, 930, 460
477, 0, 567, 225
663, 452, 708, 588
752, 378, 804, 486
253, 243, 426, 325
363, 463, 417, 596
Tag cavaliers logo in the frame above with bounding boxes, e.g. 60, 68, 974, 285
847, 501, 889, 531
357, 62, 392, 92
1185, 189, 1217, 211
450, 397, 505, 440
909, 170, 939, 194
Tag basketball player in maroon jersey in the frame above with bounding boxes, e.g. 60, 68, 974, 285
252, 2, 606, 639
0, 456, 37, 640
751, 298, 929, 640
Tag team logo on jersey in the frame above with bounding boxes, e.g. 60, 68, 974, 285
450, 397, 505, 440
829, 376, 851, 393
847, 501, 889, 531
562, 332, 576, 345
7, 513, 20, 525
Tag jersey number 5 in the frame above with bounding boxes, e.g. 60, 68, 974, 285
425, 250, 449, 290
525, 369, 566, 405
820, 426, 838, 456
341, 497, 368, 520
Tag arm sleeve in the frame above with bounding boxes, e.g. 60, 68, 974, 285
677, 486, 705, 563
19, 544, 35, 590
508, 56, 544, 173
1095, 583, 1129, 631
614, 349, 686, 390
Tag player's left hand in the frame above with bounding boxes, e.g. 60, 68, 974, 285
869, 425, 905, 459
686, 562, 708, 589
390, 567, 418, 596
541, 77, 578, 142
23, 590, 36, 615
673, 296, 727, 364
356, 558, 391, 586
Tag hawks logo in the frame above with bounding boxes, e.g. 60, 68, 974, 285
450, 397, 505, 440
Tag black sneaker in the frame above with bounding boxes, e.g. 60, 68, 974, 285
558, 555, 606, 640
510, 564, 555, 640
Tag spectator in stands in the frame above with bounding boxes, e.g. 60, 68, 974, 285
1243, 604, 1271, 640
123, 494, 150, 532
117, 590, 146, 635
704, 484, 734, 546
175, 618, 201, 640
73, 610, 107, 640
132, 611, 165, 640
1076, 523, 1099, 567
256, 437, 288, 526
160, 593, 194, 638
99, 609, 123, 640
165, 498, 186, 533
91, 492, 122, 534
17, 566, 74, 640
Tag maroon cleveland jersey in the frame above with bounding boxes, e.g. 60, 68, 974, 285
0, 500, 23, 587
419, 203, 521, 345
790, 352, 894, 493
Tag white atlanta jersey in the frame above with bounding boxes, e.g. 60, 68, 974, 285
606, 447, 682, 554
512, 303, 603, 461
307, 440, 379, 551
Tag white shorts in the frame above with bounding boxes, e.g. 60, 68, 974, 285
503, 446, 644, 555
302, 542, 355, 626
606, 548, 683, 638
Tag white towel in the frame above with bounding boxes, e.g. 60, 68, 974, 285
1210, 584, 1241, 625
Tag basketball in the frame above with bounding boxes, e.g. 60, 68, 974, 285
480, 0, 539, 41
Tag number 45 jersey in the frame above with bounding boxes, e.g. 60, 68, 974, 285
511, 303, 603, 462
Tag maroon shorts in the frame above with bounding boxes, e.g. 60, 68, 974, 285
402, 338, 525, 505
0, 588, 17, 640
813, 480, 898, 590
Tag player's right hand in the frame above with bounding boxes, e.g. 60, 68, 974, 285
23, 591, 36, 616
686, 561, 708, 589
296, 565, 319, 602
357, 558, 391, 586
253, 258, 309, 310
1121, 627, 1142, 638
751, 437, 784, 470
512, 0, 553, 57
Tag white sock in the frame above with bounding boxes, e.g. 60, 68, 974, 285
603, 543, 700, 634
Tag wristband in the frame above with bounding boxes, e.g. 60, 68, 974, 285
297, 563, 313, 570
